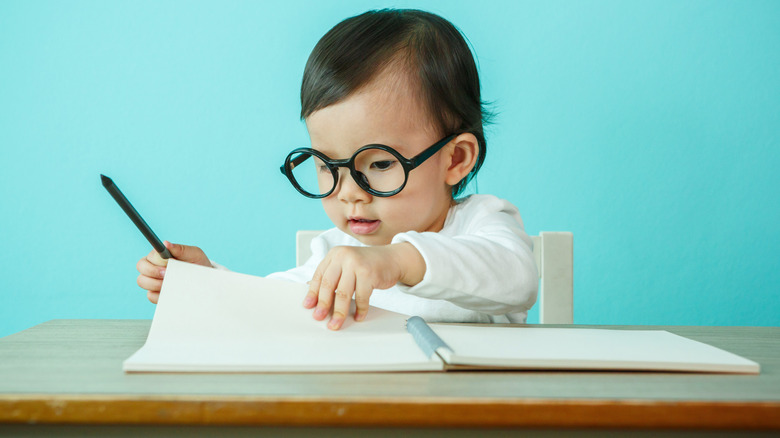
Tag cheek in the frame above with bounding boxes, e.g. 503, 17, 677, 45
321, 198, 341, 223
402, 165, 450, 203
409, 156, 449, 189
381, 189, 440, 225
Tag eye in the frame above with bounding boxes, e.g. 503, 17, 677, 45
312, 157, 330, 173
371, 160, 396, 171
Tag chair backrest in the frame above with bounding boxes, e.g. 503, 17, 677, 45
530, 232, 573, 324
295, 230, 573, 324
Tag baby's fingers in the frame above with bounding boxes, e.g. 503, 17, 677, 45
137, 252, 166, 304
147, 290, 160, 304
353, 276, 371, 322
137, 274, 163, 294
302, 289, 318, 309
137, 257, 166, 280
145, 249, 169, 268
304, 258, 330, 309
328, 273, 355, 330
313, 262, 343, 322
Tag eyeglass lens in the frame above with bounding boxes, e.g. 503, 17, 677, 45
288, 148, 406, 196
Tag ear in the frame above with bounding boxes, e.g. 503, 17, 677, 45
444, 133, 479, 187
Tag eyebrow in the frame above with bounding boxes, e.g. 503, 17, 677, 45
317, 137, 418, 153
311, 140, 406, 159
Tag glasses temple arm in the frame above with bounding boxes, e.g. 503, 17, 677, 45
281, 154, 312, 175
409, 134, 457, 168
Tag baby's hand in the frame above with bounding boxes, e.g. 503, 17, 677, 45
136, 241, 211, 304
303, 243, 425, 330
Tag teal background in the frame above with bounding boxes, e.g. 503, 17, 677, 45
1, 0, 778, 337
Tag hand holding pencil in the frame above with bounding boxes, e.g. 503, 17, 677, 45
101, 174, 211, 304
137, 241, 211, 304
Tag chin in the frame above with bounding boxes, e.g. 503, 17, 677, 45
353, 233, 392, 247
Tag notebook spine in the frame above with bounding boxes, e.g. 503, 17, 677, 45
406, 316, 451, 359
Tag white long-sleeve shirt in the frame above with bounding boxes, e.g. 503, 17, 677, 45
267, 194, 538, 323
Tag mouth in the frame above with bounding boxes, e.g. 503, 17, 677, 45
347, 217, 381, 235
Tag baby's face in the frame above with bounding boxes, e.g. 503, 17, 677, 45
305, 78, 453, 246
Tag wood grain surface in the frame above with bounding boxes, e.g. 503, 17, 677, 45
1, 320, 778, 430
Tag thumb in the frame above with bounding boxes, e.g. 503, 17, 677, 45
164, 241, 210, 267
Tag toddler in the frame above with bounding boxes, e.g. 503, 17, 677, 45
136, 9, 538, 330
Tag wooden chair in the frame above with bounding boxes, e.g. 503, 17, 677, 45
296, 230, 573, 324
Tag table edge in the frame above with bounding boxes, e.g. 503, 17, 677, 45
2, 394, 779, 430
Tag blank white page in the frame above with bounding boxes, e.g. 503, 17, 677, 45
431, 325, 759, 374
123, 259, 440, 372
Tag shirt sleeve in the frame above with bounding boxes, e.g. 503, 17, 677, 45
391, 195, 538, 315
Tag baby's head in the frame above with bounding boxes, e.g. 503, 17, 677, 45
285, 9, 489, 245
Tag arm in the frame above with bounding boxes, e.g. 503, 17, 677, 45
303, 196, 537, 329
391, 195, 538, 315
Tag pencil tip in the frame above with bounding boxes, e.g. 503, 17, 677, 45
100, 174, 112, 187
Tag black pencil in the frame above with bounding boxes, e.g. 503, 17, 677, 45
101, 174, 173, 259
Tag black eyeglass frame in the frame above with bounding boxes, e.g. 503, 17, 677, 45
280, 134, 457, 198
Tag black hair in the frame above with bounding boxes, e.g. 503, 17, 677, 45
300, 9, 490, 196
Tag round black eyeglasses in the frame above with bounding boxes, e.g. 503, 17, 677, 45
280, 134, 457, 198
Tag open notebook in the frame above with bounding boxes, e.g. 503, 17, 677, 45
123, 260, 759, 374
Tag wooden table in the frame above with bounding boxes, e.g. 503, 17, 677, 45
1, 320, 778, 437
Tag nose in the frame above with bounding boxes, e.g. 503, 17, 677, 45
335, 168, 371, 204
